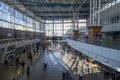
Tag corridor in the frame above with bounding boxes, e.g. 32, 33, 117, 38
24, 48, 75, 80
21, 46, 110, 80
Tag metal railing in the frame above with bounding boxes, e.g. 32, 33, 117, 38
0, 37, 35, 44
69, 38, 120, 50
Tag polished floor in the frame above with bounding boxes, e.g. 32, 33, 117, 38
0, 46, 112, 80
21, 47, 76, 80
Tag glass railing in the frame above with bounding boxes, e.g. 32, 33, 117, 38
0, 37, 35, 44
69, 38, 120, 50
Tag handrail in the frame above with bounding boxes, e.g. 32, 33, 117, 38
68, 38, 120, 50
0, 37, 35, 44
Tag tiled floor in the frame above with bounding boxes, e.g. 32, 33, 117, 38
0, 61, 21, 80
0, 47, 112, 80
25, 49, 75, 80
0, 50, 39, 80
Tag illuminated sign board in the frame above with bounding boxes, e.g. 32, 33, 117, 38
7, 45, 15, 52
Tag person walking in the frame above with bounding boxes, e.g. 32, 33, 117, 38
79, 72, 83, 80
13, 78, 15, 80
62, 72, 66, 80
4, 59, 8, 65
21, 61, 25, 73
22, 61, 25, 68
66, 71, 70, 80
43, 62, 48, 71
27, 66, 30, 76
29, 53, 33, 65
15, 56, 19, 66
10, 78, 15, 80
43, 62, 45, 71
45, 62, 48, 71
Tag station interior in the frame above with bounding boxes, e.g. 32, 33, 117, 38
0, 0, 120, 80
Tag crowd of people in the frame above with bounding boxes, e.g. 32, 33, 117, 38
62, 71, 83, 80
62, 71, 72, 80
8, 50, 35, 80
8, 42, 120, 80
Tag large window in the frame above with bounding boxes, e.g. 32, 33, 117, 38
45, 19, 87, 37
64, 23, 73, 35
0, 2, 44, 32
54, 23, 63, 36
45, 23, 53, 36
0, 3, 1, 10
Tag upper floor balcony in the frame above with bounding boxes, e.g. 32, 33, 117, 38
0, 37, 35, 44
67, 38, 120, 72
73, 38, 120, 50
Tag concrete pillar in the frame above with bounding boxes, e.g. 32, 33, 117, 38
77, 13, 79, 29
53, 20, 54, 36
62, 20, 64, 36
88, 26, 102, 43
90, 0, 92, 26
90, 0, 101, 26
92, 0, 95, 25
73, 13, 76, 29
73, 30, 79, 40
98, 0, 101, 25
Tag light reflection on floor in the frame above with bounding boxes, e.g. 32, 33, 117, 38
49, 53, 58, 66
43, 47, 104, 80
51, 48, 101, 77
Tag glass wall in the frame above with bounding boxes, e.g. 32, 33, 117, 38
45, 23, 53, 36
0, 2, 44, 32
54, 23, 63, 36
64, 23, 73, 35
45, 19, 87, 37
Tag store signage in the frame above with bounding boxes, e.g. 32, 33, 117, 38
7, 45, 15, 52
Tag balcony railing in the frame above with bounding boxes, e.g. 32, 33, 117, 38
0, 37, 35, 44
70, 38, 120, 50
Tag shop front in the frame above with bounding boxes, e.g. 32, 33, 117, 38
15, 47, 24, 56
5, 45, 16, 62
6, 51, 15, 62
0, 48, 5, 63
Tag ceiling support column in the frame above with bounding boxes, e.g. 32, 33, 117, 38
92, 0, 95, 26
98, 0, 101, 26
73, 13, 76, 29
62, 20, 64, 36
90, 0, 92, 26
77, 13, 79, 29
90, 0, 101, 26
53, 20, 54, 36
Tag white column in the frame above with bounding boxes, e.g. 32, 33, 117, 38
98, 0, 101, 26
77, 13, 79, 29
53, 20, 54, 36
62, 20, 64, 35
73, 13, 76, 29
90, 0, 92, 26
11, 6, 15, 30
10, 5, 16, 38
95, 0, 98, 26
43, 23, 45, 32
92, 0, 95, 26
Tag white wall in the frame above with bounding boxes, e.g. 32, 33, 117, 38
0, 39, 36, 54
86, 2, 120, 32
0, 39, 36, 63
102, 23, 120, 32
67, 39, 120, 72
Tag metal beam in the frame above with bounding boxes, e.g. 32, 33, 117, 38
39, 15, 88, 19
41, 17, 88, 20
34, 11, 89, 14
18, 0, 89, 8
18, 0, 111, 8
36, 14, 89, 17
